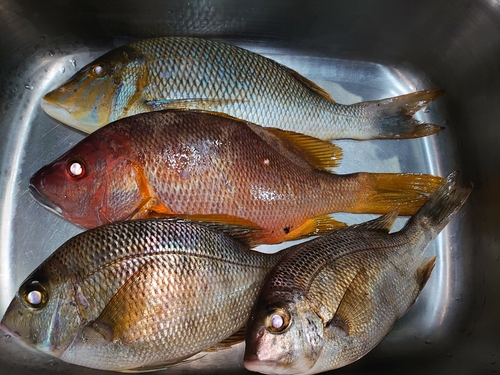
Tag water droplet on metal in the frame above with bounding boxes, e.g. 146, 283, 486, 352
424, 340, 433, 345
25, 85, 33, 90
423, 108, 430, 113
70, 58, 77, 67
59, 66, 66, 74
40, 35, 46, 41
47, 50, 55, 57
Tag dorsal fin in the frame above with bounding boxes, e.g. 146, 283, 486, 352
350, 209, 400, 233
285, 67, 336, 103
262, 128, 342, 171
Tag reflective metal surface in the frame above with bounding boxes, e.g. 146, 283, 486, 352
0, 1, 498, 374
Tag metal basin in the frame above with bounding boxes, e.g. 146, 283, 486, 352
0, 1, 498, 374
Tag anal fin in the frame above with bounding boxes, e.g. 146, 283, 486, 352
284, 215, 347, 242
416, 256, 437, 291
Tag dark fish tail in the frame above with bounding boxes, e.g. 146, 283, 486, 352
365, 89, 445, 139
405, 171, 472, 235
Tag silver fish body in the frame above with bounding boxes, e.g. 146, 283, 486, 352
1, 219, 287, 372
41, 36, 443, 139
244, 172, 471, 375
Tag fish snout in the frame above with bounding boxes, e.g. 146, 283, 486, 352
29, 174, 64, 217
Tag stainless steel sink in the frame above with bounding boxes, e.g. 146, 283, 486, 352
0, 1, 498, 374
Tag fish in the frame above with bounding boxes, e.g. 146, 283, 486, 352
29, 110, 445, 244
41, 36, 443, 139
244, 171, 471, 375
0, 219, 289, 372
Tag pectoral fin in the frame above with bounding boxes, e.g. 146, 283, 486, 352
92, 262, 155, 343
350, 209, 400, 233
204, 326, 246, 352
328, 268, 375, 337
144, 98, 246, 111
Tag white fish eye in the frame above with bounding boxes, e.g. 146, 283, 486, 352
67, 158, 86, 178
27, 290, 43, 306
92, 64, 105, 76
266, 308, 291, 333
271, 314, 284, 329
22, 280, 48, 308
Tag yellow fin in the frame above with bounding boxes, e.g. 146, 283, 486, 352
264, 128, 342, 171
328, 267, 375, 337
284, 215, 347, 242
204, 326, 246, 352
351, 173, 446, 216
285, 67, 336, 102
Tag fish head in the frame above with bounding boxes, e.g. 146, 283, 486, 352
29, 132, 143, 228
244, 290, 325, 375
1, 258, 83, 358
41, 45, 148, 133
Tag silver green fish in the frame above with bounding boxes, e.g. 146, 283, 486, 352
0, 219, 287, 372
41, 36, 443, 139
244, 172, 471, 375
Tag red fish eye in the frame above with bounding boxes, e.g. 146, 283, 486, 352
67, 158, 86, 178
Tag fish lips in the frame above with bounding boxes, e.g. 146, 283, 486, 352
29, 180, 64, 218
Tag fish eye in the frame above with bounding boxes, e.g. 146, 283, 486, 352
67, 157, 86, 178
21, 280, 48, 309
91, 63, 107, 77
265, 308, 291, 333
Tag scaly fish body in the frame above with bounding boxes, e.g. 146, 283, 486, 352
244, 172, 471, 374
29, 110, 444, 244
0, 219, 287, 372
41, 36, 443, 139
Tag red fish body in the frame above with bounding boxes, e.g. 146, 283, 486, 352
30, 111, 444, 244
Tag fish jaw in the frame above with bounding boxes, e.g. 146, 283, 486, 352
40, 97, 101, 134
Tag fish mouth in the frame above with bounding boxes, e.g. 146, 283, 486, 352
40, 98, 97, 134
244, 359, 292, 375
29, 183, 64, 218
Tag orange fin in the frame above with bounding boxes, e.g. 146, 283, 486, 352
263, 127, 342, 171
285, 67, 336, 102
284, 215, 347, 242
328, 267, 374, 337
351, 173, 446, 216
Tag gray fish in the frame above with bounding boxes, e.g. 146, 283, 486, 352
41, 36, 443, 139
244, 172, 471, 375
0, 219, 287, 372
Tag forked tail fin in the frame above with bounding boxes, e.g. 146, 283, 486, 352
363, 89, 445, 139
406, 171, 472, 234
348, 172, 447, 216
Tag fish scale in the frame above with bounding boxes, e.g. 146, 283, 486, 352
1, 219, 289, 372
41, 36, 443, 138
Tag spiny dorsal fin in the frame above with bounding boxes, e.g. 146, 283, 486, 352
285, 67, 336, 103
328, 267, 375, 337
350, 209, 400, 233
263, 128, 342, 171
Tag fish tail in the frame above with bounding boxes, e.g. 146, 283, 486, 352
364, 89, 445, 139
406, 171, 472, 234
348, 172, 447, 216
